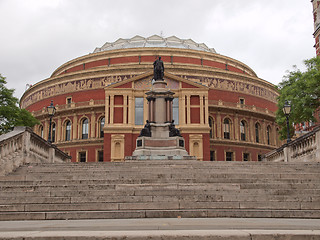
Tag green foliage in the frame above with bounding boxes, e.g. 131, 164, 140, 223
276, 57, 320, 140
0, 74, 39, 135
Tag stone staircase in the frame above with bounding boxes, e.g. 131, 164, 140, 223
0, 160, 320, 221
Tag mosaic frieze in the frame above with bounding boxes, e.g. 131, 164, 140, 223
180, 75, 278, 102
135, 78, 179, 90
21, 75, 134, 109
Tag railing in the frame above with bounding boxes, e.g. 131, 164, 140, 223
32, 99, 105, 116
0, 127, 71, 176
264, 126, 320, 162
208, 100, 275, 116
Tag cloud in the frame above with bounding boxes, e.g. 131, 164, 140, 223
0, 0, 315, 100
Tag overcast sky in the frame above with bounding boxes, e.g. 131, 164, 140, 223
0, 0, 315, 100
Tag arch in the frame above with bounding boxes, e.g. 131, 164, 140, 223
39, 125, 44, 138
255, 122, 261, 143
240, 120, 247, 141
209, 116, 215, 139
64, 120, 72, 141
81, 118, 89, 139
267, 125, 272, 145
51, 122, 56, 143
99, 116, 105, 138
223, 117, 232, 139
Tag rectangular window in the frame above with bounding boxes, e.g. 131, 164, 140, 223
243, 153, 250, 161
239, 98, 245, 105
79, 152, 86, 162
226, 152, 233, 161
258, 154, 262, 162
172, 98, 179, 125
98, 150, 103, 162
210, 150, 215, 161
66, 97, 72, 104
135, 97, 144, 125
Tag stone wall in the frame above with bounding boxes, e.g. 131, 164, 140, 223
0, 126, 71, 176
264, 126, 320, 162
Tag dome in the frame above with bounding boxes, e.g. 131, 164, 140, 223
93, 35, 216, 54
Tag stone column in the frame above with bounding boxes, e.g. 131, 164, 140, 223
123, 95, 128, 124
204, 95, 209, 125
91, 111, 96, 138
128, 95, 133, 125
181, 95, 186, 125
105, 95, 109, 124
200, 94, 204, 124
57, 116, 62, 142
187, 95, 191, 124
73, 114, 78, 140
217, 112, 221, 139
110, 95, 114, 124
234, 114, 239, 141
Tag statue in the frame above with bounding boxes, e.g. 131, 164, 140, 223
139, 120, 151, 137
169, 120, 182, 137
153, 56, 164, 80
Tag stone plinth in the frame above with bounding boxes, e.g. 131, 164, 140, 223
129, 79, 195, 160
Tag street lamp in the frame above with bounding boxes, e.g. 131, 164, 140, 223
282, 100, 291, 143
47, 100, 56, 143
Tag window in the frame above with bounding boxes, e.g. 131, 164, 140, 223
258, 154, 262, 162
226, 152, 233, 161
267, 126, 271, 145
255, 123, 260, 143
172, 98, 179, 124
82, 118, 89, 139
210, 150, 215, 161
135, 98, 144, 125
209, 117, 214, 138
52, 123, 56, 143
98, 150, 103, 162
223, 118, 230, 139
240, 120, 246, 141
39, 125, 44, 138
243, 153, 250, 161
65, 120, 71, 141
239, 98, 245, 105
66, 97, 72, 104
79, 152, 86, 162
100, 117, 105, 138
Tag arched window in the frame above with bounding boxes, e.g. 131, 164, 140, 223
82, 118, 89, 139
65, 120, 71, 141
39, 125, 44, 138
267, 126, 271, 145
223, 118, 230, 139
100, 117, 105, 138
240, 120, 246, 141
255, 123, 260, 143
209, 117, 214, 139
52, 123, 56, 143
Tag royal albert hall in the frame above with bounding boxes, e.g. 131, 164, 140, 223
20, 35, 281, 162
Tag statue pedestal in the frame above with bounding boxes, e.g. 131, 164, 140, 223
126, 79, 196, 161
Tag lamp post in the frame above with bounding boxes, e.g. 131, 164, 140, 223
47, 100, 56, 143
282, 100, 291, 143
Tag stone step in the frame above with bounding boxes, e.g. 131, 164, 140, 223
0, 194, 318, 205
1, 209, 320, 221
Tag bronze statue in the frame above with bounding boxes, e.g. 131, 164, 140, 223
153, 56, 164, 80
139, 120, 151, 137
169, 120, 181, 137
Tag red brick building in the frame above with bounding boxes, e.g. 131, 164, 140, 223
20, 35, 280, 162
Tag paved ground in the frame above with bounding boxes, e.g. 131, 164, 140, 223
0, 218, 320, 239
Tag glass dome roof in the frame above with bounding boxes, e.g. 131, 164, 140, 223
93, 35, 216, 54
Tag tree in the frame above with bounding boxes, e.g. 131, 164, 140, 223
276, 56, 320, 140
0, 74, 39, 135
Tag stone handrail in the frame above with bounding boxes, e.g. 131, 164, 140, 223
208, 100, 275, 116
264, 125, 320, 162
0, 126, 71, 176
32, 99, 105, 116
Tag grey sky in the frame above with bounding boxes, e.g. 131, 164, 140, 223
0, 0, 315, 100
